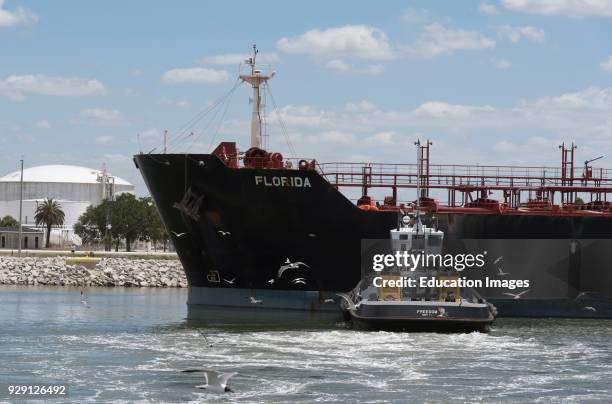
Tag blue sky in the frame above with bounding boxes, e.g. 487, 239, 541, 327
1, 0, 612, 194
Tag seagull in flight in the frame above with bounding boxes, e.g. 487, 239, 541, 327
267, 278, 274, 285
217, 230, 231, 236
583, 306, 597, 312
493, 256, 503, 265
81, 290, 91, 308
291, 278, 306, 285
171, 231, 187, 237
223, 278, 235, 285
503, 290, 531, 300
336, 293, 357, 310
249, 296, 262, 304
324, 298, 335, 304
185, 370, 236, 393
575, 291, 594, 300
277, 259, 311, 278
197, 330, 213, 348
496, 267, 510, 276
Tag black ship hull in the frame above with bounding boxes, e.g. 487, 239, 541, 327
134, 153, 612, 318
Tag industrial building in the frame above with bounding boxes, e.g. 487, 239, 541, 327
0, 165, 134, 247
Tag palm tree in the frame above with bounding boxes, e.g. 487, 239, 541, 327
34, 198, 65, 248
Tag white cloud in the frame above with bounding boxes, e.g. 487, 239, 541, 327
277, 25, 395, 60
0, 0, 38, 27
601, 56, 612, 72
413, 101, 496, 118
497, 25, 545, 42
159, 97, 192, 110
479, 2, 500, 15
364, 131, 398, 145
95, 135, 114, 144
407, 23, 495, 58
33, 120, 50, 129
502, 0, 612, 17
494, 59, 511, 69
79, 108, 127, 126
345, 100, 378, 112
326, 59, 351, 72
161, 67, 229, 84
311, 130, 355, 144
0, 74, 107, 101
200, 52, 280, 65
325, 59, 385, 75
103, 153, 129, 163
400, 8, 432, 24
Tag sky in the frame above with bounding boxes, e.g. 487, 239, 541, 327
1, 0, 612, 195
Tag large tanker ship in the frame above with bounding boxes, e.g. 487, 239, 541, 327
134, 46, 612, 318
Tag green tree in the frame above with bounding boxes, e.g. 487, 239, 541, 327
139, 197, 169, 251
110, 193, 145, 252
74, 204, 106, 245
34, 198, 66, 248
0, 215, 19, 227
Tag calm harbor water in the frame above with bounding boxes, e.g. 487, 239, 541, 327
1, 286, 612, 403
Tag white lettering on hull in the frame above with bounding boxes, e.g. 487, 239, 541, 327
255, 175, 311, 188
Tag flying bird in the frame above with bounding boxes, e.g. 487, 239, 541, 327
583, 306, 597, 312
223, 278, 235, 285
249, 296, 262, 304
277, 259, 311, 278
324, 298, 335, 304
171, 231, 187, 237
497, 267, 510, 276
217, 230, 231, 236
575, 291, 594, 300
267, 278, 275, 285
291, 278, 307, 285
197, 330, 213, 347
493, 256, 503, 265
336, 293, 357, 310
503, 290, 531, 300
80, 291, 90, 308
195, 371, 237, 393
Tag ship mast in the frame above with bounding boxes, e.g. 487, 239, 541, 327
240, 44, 274, 149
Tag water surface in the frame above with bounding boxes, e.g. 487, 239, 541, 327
1, 286, 611, 403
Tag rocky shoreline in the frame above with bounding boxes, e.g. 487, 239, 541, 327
0, 256, 187, 287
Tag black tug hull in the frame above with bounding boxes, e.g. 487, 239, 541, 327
134, 153, 612, 318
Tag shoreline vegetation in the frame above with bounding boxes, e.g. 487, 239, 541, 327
0, 255, 187, 288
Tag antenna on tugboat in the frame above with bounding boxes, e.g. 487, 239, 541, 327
414, 140, 422, 234
240, 44, 274, 149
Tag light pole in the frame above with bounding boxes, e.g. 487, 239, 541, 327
18, 158, 23, 256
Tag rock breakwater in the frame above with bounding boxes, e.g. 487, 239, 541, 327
0, 256, 187, 287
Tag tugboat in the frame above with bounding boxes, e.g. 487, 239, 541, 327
340, 141, 497, 332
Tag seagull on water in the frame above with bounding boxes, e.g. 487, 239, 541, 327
249, 296, 263, 304
503, 290, 531, 300
583, 306, 597, 312
171, 231, 187, 238
223, 278, 235, 285
497, 267, 510, 276
277, 259, 311, 278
